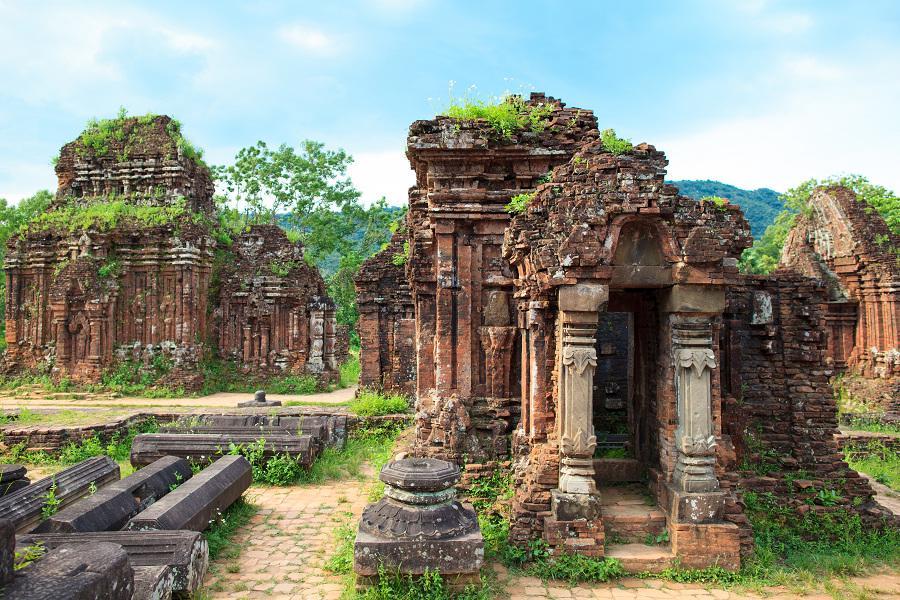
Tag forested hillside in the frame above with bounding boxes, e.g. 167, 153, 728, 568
672, 180, 781, 237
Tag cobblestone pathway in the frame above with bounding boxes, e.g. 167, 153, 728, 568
201, 481, 900, 600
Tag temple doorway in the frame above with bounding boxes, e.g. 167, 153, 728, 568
592, 289, 660, 485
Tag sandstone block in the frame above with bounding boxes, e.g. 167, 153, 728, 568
125, 455, 251, 532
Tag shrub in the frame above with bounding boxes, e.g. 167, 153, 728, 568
600, 128, 633, 155
527, 553, 625, 584
349, 390, 410, 416
505, 192, 535, 215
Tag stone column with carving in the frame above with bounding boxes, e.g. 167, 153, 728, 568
668, 316, 726, 523
307, 301, 326, 374
556, 282, 608, 496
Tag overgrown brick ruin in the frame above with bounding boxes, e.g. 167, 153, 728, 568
3, 115, 345, 388
354, 93, 896, 569
781, 186, 899, 381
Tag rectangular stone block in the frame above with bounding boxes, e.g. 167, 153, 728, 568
0, 518, 13, 585
130, 433, 318, 468
354, 529, 484, 577
664, 483, 725, 524
35, 456, 193, 533
0, 456, 120, 533
165, 413, 347, 448
125, 455, 251, 532
3, 541, 134, 599
670, 522, 741, 570
17, 529, 208, 596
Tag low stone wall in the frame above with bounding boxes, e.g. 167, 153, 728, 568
0, 413, 180, 453
836, 431, 900, 455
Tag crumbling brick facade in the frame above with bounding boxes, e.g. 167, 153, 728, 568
4, 116, 345, 388
216, 225, 344, 381
355, 228, 416, 395
398, 93, 889, 570
4, 116, 215, 387
781, 186, 899, 378
406, 94, 597, 462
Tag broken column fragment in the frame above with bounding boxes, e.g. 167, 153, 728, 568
3, 542, 134, 600
130, 433, 318, 468
17, 529, 208, 597
354, 458, 484, 588
34, 456, 193, 533
0, 456, 120, 532
0, 464, 29, 497
125, 455, 251, 532
0, 518, 13, 585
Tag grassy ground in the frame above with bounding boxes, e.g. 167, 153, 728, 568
845, 441, 900, 491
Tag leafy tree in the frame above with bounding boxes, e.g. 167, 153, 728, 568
213, 140, 359, 235
739, 175, 899, 274
0, 190, 53, 346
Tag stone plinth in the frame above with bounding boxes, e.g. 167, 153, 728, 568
354, 458, 483, 587
237, 390, 282, 408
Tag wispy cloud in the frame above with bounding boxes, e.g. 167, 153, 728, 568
278, 23, 341, 55
347, 150, 414, 206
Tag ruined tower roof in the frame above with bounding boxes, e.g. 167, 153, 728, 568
54, 113, 214, 216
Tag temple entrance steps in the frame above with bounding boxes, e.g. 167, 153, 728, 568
600, 484, 667, 543
600, 483, 674, 573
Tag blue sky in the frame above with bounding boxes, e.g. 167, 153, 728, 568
1, 0, 899, 205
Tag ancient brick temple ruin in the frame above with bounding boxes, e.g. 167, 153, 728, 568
781, 186, 899, 379
355, 228, 416, 394
217, 225, 345, 378
355, 93, 890, 569
3, 115, 345, 387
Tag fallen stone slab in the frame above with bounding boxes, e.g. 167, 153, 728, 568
1, 518, 13, 585
125, 455, 251, 532
133, 565, 174, 600
130, 433, 318, 468
3, 541, 134, 599
17, 529, 208, 596
1, 478, 31, 497
164, 413, 347, 447
0, 464, 26, 484
35, 456, 193, 533
0, 456, 119, 533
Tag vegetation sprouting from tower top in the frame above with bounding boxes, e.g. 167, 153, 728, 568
441, 87, 557, 138
72, 107, 206, 167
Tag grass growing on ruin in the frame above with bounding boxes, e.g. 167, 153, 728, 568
348, 389, 410, 416
20, 196, 190, 235
443, 92, 555, 138
599, 128, 633, 155
845, 442, 900, 491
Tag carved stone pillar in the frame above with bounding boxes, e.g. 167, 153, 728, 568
324, 309, 337, 371
557, 283, 608, 496
673, 346, 718, 493
479, 326, 516, 398
307, 303, 325, 374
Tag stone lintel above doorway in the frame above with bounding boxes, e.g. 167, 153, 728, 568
661, 285, 726, 314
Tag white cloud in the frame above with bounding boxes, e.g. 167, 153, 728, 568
367, 0, 427, 12
347, 150, 414, 206
278, 23, 340, 55
660, 53, 900, 193
731, 0, 813, 34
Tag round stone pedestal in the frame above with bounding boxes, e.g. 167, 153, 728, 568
353, 458, 484, 587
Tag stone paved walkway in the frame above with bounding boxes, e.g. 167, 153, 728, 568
201, 482, 900, 600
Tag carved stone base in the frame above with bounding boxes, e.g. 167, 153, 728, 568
558, 457, 597, 495
551, 489, 602, 522
673, 454, 718, 493
664, 483, 725, 524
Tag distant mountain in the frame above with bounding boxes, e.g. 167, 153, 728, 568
671, 180, 782, 238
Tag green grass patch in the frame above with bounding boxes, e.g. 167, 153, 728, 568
20, 196, 190, 235
348, 390, 410, 416
204, 496, 258, 561
505, 192, 535, 215
600, 128, 633, 155
443, 93, 555, 139
0, 418, 159, 466
845, 442, 900, 491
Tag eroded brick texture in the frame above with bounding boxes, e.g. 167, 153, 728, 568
4, 116, 214, 387
217, 225, 344, 381
355, 228, 416, 395
781, 186, 899, 379
4, 116, 344, 387
721, 275, 888, 552
406, 93, 597, 462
